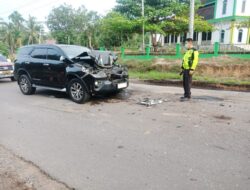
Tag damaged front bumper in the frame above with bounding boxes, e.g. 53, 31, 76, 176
93, 79, 129, 93
88, 66, 129, 94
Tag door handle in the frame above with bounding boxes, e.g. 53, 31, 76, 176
25, 61, 30, 64
43, 63, 50, 66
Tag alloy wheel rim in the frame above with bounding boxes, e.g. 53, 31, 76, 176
70, 82, 83, 101
20, 77, 29, 93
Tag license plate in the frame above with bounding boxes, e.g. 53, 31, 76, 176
117, 82, 127, 89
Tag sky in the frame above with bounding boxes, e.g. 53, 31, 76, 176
0, 0, 117, 22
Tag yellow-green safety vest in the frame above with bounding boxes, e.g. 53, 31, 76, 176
182, 48, 199, 70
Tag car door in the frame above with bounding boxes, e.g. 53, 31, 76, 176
42, 48, 66, 88
28, 48, 47, 85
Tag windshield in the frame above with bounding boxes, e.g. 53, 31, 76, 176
58, 45, 91, 59
0, 55, 7, 62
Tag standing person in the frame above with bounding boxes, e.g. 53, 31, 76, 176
180, 38, 199, 100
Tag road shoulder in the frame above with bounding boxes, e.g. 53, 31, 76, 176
0, 145, 73, 190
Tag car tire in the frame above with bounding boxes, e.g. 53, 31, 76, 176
11, 77, 16, 81
68, 78, 90, 104
18, 74, 36, 95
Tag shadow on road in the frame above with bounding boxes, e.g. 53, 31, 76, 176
35, 89, 134, 105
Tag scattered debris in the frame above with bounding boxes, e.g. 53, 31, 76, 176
139, 98, 166, 107
190, 178, 198, 181
214, 115, 232, 120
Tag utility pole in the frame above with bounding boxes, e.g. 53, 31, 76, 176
142, 0, 145, 51
189, 0, 195, 38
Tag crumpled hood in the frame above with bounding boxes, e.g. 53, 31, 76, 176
71, 50, 117, 68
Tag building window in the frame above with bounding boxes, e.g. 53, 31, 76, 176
222, 0, 227, 15
164, 35, 169, 43
171, 35, 174, 43
202, 32, 207, 41
242, 0, 246, 13
220, 30, 225, 43
180, 33, 187, 43
238, 29, 243, 42
193, 32, 198, 41
202, 32, 212, 41
174, 35, 178, 43
207, 31, 212, 41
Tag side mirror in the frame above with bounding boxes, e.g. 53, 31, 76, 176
60, 56, 73, 64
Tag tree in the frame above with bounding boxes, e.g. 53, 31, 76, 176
72, 7, 100, 47
0, 20, 16, 56
26, 15, 42, 45
115, 0, 213, 50
1, 11, 44, 57
99, 12, 136, 47
47, 4, 100, 47
8, 11, 25, 48
47, 4, 75, 44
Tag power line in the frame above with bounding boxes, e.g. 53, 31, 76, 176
0, 0, 59, 19
0, 0, 36, 16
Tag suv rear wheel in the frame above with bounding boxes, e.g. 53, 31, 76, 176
18, 74, 36, 95
68, 78, 90, 104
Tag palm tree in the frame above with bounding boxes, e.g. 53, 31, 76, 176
8, 11, 25, 48
0, 20, 15, 56
26, 15, 41, 45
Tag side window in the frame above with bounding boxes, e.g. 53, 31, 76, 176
47, 49, 61, 61
31, 48, 47, 59
17, 47, 33, 57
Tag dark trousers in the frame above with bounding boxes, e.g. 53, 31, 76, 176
183, 69, 192, 98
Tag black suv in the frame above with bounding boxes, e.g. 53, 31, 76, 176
14, 44, 128, 103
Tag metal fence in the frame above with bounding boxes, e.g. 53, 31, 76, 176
119, 43, 250, 59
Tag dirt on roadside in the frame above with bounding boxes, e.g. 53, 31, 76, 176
0, 173, 33, 190
0, 145, 73, 190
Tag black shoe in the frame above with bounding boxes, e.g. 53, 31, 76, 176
180, 96, 191, 101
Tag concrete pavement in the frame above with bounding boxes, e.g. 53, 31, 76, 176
0, 80, 250, 190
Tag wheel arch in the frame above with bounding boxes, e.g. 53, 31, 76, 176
66, 74, 90, 93
17, 69, 32, 84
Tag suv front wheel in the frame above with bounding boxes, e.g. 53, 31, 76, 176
68, 78, 90, 104
18, 74, 36, 95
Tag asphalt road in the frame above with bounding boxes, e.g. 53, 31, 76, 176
0, 79, 250, 190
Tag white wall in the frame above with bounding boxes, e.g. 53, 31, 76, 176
212, 22, 232, 44
216, 0, 234, 18
235, 0, 250, 16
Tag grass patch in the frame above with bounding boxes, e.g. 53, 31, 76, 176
129, 71, 181, 80
120, 57, 250, 86
130, 71, 250, 86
